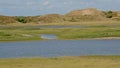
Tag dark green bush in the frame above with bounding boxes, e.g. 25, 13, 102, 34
15, 16, 27, 23
104, 11, 113, 18
0, 32, 11, 36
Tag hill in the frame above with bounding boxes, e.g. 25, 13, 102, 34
37, 14, 64, 23
0, 15, 17, 24
64, 8, 106, 22
66, 8, 104, 16
0, 8, 120, 24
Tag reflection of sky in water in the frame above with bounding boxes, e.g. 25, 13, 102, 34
41, 34, 57, 39
0, 25, 119, 29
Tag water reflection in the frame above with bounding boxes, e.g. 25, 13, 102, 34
40, 34, 57, 39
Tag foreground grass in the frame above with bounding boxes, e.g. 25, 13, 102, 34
0, 56, 120, 68
0, 27, 120, 41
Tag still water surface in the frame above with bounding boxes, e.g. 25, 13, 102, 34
40, 34, 57, 39
0, 40, 120, 58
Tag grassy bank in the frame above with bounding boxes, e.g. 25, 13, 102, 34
0, 20, 120, 41
6, 20, 120, 27
0, 56, 120, 68
0, 27, 120, 41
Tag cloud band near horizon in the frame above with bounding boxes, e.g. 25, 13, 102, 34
0, 0, 120, 16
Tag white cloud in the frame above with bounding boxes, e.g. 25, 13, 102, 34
0, 0, 120, 16
63, 1, 73, 5
42, 1, 55, 10
79, 1, 93, 7
47, 5, 54, 9
43, 1, 50, 6
69, 1, 73, 4
63, 2, 67, 5
26, 2, 34, 6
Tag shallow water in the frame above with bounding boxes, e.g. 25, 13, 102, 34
0, 40, 120, 58
40, 34, 57, 39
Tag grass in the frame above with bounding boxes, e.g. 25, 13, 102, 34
0, 20, 120, 68
0, 30, 41, 41
6, 20, 120, 26
0, 20, 120, 41
57, 28, 120, 39
0, 27, 120, 41
0, 56, 120, 68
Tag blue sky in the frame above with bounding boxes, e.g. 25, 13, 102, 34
0, 0, 120, 16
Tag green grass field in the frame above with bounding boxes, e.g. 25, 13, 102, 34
0, 27, 120, 41
0, 56, 120, 68
0, 20, 120, 41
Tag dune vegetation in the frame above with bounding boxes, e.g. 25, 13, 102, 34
0, 8, 120, 25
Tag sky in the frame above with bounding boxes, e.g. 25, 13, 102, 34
0, 0, 120, 16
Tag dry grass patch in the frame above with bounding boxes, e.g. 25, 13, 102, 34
0, 56, 120, 68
